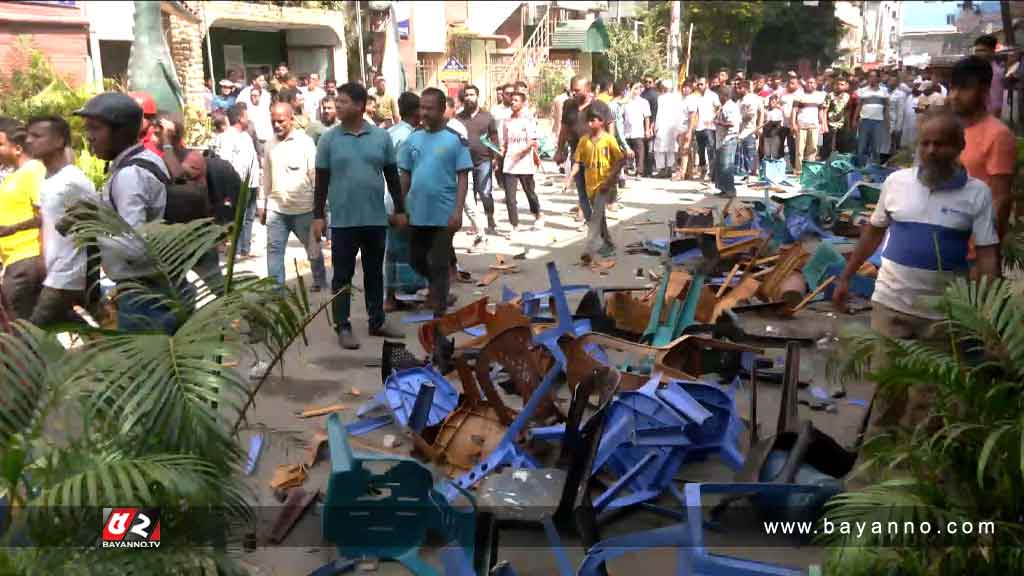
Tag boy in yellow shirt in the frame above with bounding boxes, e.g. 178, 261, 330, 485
0, 117, 45, 320
564, 108, 626, 263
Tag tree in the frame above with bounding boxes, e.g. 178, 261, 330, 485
749, 0, 844, 73
0, 200, 332, 571
684, 1, 765, 76
603, 4, 675, 83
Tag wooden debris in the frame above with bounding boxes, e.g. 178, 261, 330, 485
296, 403, 347, 418
716, 263, 742, 297
306, 430, 328, 468
788, 275, 836, 314
711, 276, 761, 322
270, 464, 307, 490
607, 291, 654, 335
267, 488, 318, 544
477, 270, 501, 286
348, 387, 361, 397
757, 245, 810, 302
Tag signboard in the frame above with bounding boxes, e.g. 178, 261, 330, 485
438, 55, 469, 82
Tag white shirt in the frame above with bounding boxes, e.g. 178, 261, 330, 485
502, 115, 537, 175
696, 90, 720, 131
623, 97, 651, 139
260, 130, 317, 215
870, 168, 998, 319
39, 165, 96, 290
856, 85, 889, 121
681, 94, 701, 132
794, 90, 826, 129
302, 86, 326, 121
491, 104, 512, 145
887, 87, 907, 133
215, 126, 261, 188
716, 99, 741, 143
779, 89, 799, 128
738, 93, 763, 138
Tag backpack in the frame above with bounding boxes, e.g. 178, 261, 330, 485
203, 153, 242, 224
119, 148, 211, 224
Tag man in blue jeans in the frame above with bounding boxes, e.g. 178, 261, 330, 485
852, 70, 890, 166
257, 102, 327, 292
553, 76, 613, 225
713, 86, 741, 197
312, 83, 404, 350
455, 84, 499, 236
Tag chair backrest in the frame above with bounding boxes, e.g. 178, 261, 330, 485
322, 413, 438, 559
555, 367, 621, 525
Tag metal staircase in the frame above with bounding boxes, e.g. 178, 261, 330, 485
501, 8, 553, 85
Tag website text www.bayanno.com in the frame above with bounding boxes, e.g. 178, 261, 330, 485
764, 518, 996, 540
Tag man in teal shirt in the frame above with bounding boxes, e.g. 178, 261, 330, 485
312, 82, 405, 350
398, 87, 473, 318
384, 92, 427, 310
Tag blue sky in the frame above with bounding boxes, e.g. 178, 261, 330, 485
901, 0, 998, 29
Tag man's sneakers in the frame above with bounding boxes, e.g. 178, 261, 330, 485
338, 328, 360, 350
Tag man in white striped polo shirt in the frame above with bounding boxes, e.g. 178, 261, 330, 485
833, 109, 999, 432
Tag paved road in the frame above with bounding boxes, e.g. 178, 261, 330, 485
233, 167, 872, 575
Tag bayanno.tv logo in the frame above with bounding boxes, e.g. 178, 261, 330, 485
101, 508, 161, 549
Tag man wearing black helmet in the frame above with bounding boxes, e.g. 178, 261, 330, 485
74, 92, 174, 332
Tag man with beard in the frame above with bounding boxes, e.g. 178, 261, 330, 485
455, 84, 499, 235
307, 96, 338, 144
833, 109, 999, 433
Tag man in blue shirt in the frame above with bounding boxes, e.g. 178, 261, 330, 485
398, 87, 473, 318
312, 83, 405, 350
384, 92, 428, 311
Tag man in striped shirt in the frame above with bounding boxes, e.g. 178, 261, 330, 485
833, 109, 999, 431
851, 70, 889, 166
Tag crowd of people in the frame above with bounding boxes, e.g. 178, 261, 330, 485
0, 33, 1016, 383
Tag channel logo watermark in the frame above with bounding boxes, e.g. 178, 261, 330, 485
100, 508, 161, 549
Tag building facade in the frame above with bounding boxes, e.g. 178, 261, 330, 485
0, 0, 90, 85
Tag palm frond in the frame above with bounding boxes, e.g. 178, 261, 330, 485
940, 276, 1024, 375
0, 323, 53, 442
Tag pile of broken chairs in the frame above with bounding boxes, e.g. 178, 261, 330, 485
318, 261, 858, 575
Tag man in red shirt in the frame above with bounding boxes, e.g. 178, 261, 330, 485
948, 56, 1015, 243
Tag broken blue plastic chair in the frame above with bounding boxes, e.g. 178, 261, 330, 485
443, 262, 577, 501
322, 413, 477, 576
679, 482, 815, 575
384, 366, 459, 429
577, 483, 818, 576
590, 374, 744, 514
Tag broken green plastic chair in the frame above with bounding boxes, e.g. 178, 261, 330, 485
322, 413, 477, 576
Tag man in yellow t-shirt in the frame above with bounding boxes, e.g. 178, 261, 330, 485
0, 117, 46, 319
564, 108, 625, 263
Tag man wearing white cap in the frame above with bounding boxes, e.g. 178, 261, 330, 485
212, 79, 237, 112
